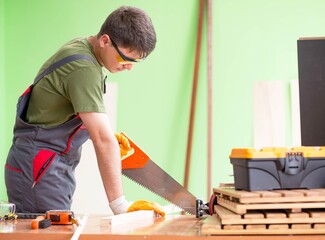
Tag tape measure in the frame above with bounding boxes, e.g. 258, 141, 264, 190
46, 210, 78, 225
31, 210, 79, 229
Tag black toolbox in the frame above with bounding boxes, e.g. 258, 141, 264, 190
230, 147, 325, 191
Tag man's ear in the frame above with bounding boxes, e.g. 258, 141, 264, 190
99, 34, 110, 47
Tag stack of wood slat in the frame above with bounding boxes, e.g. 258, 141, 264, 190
202, 187, 325, 235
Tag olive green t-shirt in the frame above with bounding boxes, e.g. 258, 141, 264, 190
26, 37, 106, 127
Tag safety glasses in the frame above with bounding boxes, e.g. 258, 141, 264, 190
110, 38, 145, 64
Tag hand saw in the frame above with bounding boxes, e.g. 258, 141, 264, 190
121, 133, 216, 218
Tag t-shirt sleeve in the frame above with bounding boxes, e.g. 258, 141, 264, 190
64, 66, 106, 113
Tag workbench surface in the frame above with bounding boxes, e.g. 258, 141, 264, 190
1, 214, 325, 240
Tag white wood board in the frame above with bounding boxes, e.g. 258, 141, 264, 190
72, 82, 118, 215
290, 80, 301, 146
253, 81, 286, 149
101, 210, 155, 226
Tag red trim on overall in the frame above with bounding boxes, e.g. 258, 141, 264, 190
22, 86, 31, 96
5, 164, 23, 173
76, 115, 86, 129
60, 126, 83, 156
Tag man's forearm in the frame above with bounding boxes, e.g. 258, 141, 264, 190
78, 112, 125, 204
93, 138, 124, 202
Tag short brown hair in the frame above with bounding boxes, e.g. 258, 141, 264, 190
98, 6, 157, 58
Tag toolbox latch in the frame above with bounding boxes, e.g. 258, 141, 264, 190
284, 152, 304, 175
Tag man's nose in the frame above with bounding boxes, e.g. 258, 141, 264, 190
123, 64, 133, 70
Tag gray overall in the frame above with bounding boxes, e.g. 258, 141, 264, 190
5, 55, 96, 213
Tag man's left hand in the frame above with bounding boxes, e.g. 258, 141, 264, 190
115, 133, 132, 157
127, 200, 165, 217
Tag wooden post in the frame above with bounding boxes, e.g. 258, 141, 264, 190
184, 0, 205, 190
207, 0, 213, 200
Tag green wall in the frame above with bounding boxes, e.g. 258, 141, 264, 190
0, 0, 6, 200
2, 0, 325, 205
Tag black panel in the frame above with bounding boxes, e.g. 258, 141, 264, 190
298, 38, 325, 146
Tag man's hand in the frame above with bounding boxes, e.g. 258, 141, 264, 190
115, 133, 132, 157
110, 196, 165, 217
128, 200, 165, 217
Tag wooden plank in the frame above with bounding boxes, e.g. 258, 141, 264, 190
200, 214, 222, 235
240, 196, 325, 204
246, 224, 266, 230
273, 190, 304, 197
253, 191, 282, 198
291, 189, 325, 197
223, 225, 243, 230
217, 196, 325, 214
73, 83, 118, 215
291, 80, 301, 146
201, 216, 325, 235
214, 187, 325, 204
218, 183, 235, 188
215, 205, 241, 219
215, 205, 325, 225
214, 188, 260, 199
291, 208, 302, 213
253, 81, 286, 148
313, 189, 325, 194
101, 210, 155, 226
314, 223, 325, 229
263, 210, 286, 219
243, 211, 264, 219
268, 224, 289, 230
288, 212, 309, 218
307, 210, 325, 218
291, 223, 312, 229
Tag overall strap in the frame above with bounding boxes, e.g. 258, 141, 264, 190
33, 54, 97, 85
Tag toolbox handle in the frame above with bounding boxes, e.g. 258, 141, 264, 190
283, 152, 304, 175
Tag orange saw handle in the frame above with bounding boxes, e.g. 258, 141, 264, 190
121, 132, 150, 170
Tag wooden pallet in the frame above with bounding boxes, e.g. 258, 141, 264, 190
215, 205, 325, 225
200, 187, 325, 234
214, 187, 325, 214
201, 215, 325, 235
214, 187, 325, 203
217, 197, 325, 214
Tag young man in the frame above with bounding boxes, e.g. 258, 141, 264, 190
5, 6, 164, 216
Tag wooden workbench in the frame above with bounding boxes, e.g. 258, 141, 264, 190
1, 214, 325, 240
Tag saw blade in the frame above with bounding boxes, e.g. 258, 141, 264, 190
122, 159, 197, 215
